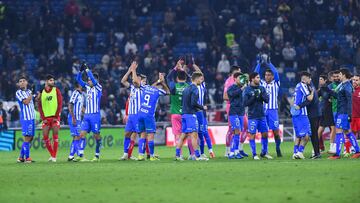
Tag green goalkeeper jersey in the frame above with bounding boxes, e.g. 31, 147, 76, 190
170, 82, 189, 114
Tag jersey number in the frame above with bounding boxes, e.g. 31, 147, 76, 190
144, 94, 150, 105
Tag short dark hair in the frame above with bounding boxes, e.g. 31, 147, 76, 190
233, 72, 243, 79
93, 73, 99, 80
230, 65, 241, 74
332, 70, 340, 74
319, 75, 327, 81
339, 68, 352, 79
46, 74, 55, 80
249, 72, 259, 82
18, 75, 28, 81
265, 68, 274, 75
177, 70, 187, 81
191, 72, 203, 81
300, 71, 311, 78
139, 74, 147, 80
74, 82, 81, 88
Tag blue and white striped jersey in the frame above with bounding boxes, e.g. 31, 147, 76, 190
261, 80, 280, 110
293, 82, 310, 116
69, 90, 84, 120
16, 89, 35, 121
84, 83, 102, 114
197, 82, 206, 106
128, 84, 141, 115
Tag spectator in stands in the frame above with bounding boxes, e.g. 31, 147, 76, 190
65, 0, 79, 17
282, 42, 296, 67
0, 101, 7, 131
125, 39, 138, 55
80, 10, 93, 32
8, 105, 20, 128
273, 20, 284, 42
217, 54, 230, 74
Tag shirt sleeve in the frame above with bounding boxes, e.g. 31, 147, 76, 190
69, 91, 78, 104
55, 88, 63, 118
158, 88, 167, 96
95, 83, 102, 92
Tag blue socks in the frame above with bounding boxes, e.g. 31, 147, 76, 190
299, 145, 305, 153
23, 142, 30, 159
19, 142, 25, 158
138, 138, 146, 154
261, 137, 268, 154
293, 145, 299, 154
194, 149, 201, 158
79, 137, 86, 157
95, 139, 102, 158
198, 132, 205, 154
249, 139, 256, 156
335, 133, 344, 156
148, 140, 154, 156
176, 148, 181, 157
124, 137, 131, 153
70, 140, 76, 156
346, 132, 360, 153
231, 134, 240, 153
203, 131, 213, 150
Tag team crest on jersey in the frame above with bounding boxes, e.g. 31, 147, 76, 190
46, 96, 53, 101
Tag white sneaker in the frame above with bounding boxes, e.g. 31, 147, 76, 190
129, 156, 138, 161
119, 154, 129, 160
263, 154, 273, 160
296, 152, 305, 159
48, 157, 56, 162
201, 154, 208, 158
253, 155, 260, 160
196, 156, 209, 161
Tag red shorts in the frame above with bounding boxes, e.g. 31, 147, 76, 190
42, 117, 60, 129
351, 117, 360, 132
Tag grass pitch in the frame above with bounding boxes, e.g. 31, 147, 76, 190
0, 142, 359, 203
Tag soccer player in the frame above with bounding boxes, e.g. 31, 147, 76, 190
135, 70, 170, 161
223, 66, 242, 156
291, 72, 314, 159
327, 71, 340, 153
351, 75, 360, 138
76, 63, 103, 162
119, 61, 145, 160
317, 75, 335, 152
38, 74, 63, 162
329, 69, 360, 159
167, 59, 196, 158
16, 76, 36, 163
254, 56, 282, 157
243, 72, 272, 160
192, 63, 215, 159
227, 72, 247, 159
67, 82, 84, 161
175, 72, 208, 161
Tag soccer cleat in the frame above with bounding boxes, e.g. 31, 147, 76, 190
201, 154, 208, 159
68, 157, 75, 162
187, 155, 196, 160
327, 150, 336, 154
129, 156, 138, 161
292, 153, 299, 159
296, 152, 305, 159
78, 157, 89, 162
239, 150, 249, 157
146, 154, 151, 159
310, 154, 321, 159
196, 156, 209, 161
137, 155, 145, 161
260, 153, 273, 160
253, 155, 260, 160
17, 158, 25, 163
48, 157, 56, 162
235, 153, 243, 159
343, 153, 351, 158
150, 156, 160, 161
119, 154, 129, 161
328, 155, 341, 160
91, 157, 100, 162
228, 154, 235, 159
25, 158, 34, 163
209, 151, 215, 159
174, 156, 184, 161
351, 152, 360, 159
276, 149, 282, 157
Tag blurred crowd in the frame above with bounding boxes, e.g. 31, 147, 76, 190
0, 0, 359, 126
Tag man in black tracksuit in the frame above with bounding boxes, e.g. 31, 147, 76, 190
306, 82, 321, 159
